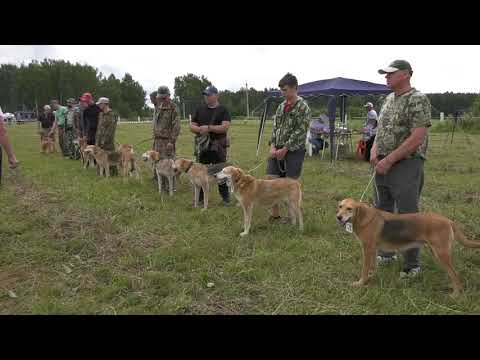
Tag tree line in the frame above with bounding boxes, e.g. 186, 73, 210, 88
0, 59, 148, 118
1, 60, 478, 119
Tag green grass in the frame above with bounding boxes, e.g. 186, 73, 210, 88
1, 122, 480, 314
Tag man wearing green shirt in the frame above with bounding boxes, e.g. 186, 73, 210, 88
50, 99, 69, 157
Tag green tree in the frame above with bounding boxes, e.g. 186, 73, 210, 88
471, 96, 480, 117
174, 73, 211, 116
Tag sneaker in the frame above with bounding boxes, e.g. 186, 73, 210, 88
376, 254, 398, 266
399, 267, 421, 279
221, 199, 231, 206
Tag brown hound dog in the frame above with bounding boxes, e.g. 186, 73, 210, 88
216, 166, 303, 236
336, 198, 480, 297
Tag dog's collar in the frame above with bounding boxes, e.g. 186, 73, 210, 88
185, 160, 194, 173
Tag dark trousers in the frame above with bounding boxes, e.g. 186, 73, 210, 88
198, 149, 229, 202
374, 157, 425, 271
365, 135, 375, 162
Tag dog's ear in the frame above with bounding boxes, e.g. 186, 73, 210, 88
153, 152, 160, 161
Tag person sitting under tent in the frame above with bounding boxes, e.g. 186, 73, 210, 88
308, 114, 329, 155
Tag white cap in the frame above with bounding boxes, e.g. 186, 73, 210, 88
44, 105, 51, 111
96, 97, 110, 105
364, 102, 374, 108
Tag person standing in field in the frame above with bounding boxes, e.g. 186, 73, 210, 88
50, 99, 69, 156
81, 92, 101, 146
190, 85, 231, 205
267, 72, 311, 223
371, 59, 432, 279
37, 105, 56, 153
152, 86, 181, 189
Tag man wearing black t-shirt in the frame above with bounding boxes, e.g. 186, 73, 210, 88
80, 92, 102, 145
190, 85, 231, 205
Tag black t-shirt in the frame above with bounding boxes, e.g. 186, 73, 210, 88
38, 112, 55, 129
192, 104, 231, 139
84, 104, 101, 133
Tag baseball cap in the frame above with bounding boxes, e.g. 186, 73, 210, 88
96, 97, 110, 105
364, 102, 374, 108
157, 86, 170, 98
66, 98, 76, 104
202, 85, 218, 96
378, 60, 413, 75
80, 92, 93, 102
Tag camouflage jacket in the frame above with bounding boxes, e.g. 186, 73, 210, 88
269, 97, 311, 151
375, 88, 432, 160
65, 106, 81, 130
153, 100, 181, 143
95, 109, 118, 151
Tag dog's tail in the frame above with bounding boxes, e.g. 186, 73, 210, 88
452, 222, 480, 248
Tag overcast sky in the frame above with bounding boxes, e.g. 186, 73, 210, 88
1, 45, 479, 99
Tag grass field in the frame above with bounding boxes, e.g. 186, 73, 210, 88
1, 121, 480, 314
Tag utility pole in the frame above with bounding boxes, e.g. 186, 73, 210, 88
183, 102, 186, 120
245, 82, 249, 118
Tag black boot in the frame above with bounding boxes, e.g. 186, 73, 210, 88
219, 183, 230, 205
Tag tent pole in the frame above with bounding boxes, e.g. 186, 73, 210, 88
327, 96, 337, 164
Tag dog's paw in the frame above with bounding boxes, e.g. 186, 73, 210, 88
351, 280, 365, 288
240, 231, 249, 237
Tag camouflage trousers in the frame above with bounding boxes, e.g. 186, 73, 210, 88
63, 128, 78, 159
153, 138, 176, 189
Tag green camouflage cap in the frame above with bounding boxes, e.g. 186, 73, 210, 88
378, 60, 413, 75
66, 98, 76, 104
157, 86, 170, 98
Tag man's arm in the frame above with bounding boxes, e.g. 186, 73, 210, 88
50, 118, 58, 134
0, 119, 18, 167
170, 107, 181, 142
190, 109, 202, 134
190, 121, 202, 134
208, 121, 230, 134
385, 127, 428, 164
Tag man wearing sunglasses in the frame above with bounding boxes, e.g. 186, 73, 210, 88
371, 60, 432, 279
267, 73, 311, 224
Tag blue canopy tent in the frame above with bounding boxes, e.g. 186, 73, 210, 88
257, 77, 391, 163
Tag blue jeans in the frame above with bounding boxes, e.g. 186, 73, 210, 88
309, 138, 326, 154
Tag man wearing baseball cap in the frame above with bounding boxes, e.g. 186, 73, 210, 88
371, 60, 432, 279
152, 86, 181, 188
362, 102, 378, 162
190, 84, 232, 205
95, 97, 118, 152
81, 92, 101, 145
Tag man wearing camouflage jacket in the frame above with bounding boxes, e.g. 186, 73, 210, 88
267, 73, 311, 223
64, 98, 81, 159
371, 60, 432, 279
95, 97, 118, 152
153, 86, 181, 187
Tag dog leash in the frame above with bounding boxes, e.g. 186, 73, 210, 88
359, 170, 378, 202
246, 155, 271, 174
133, 136, 155, 147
